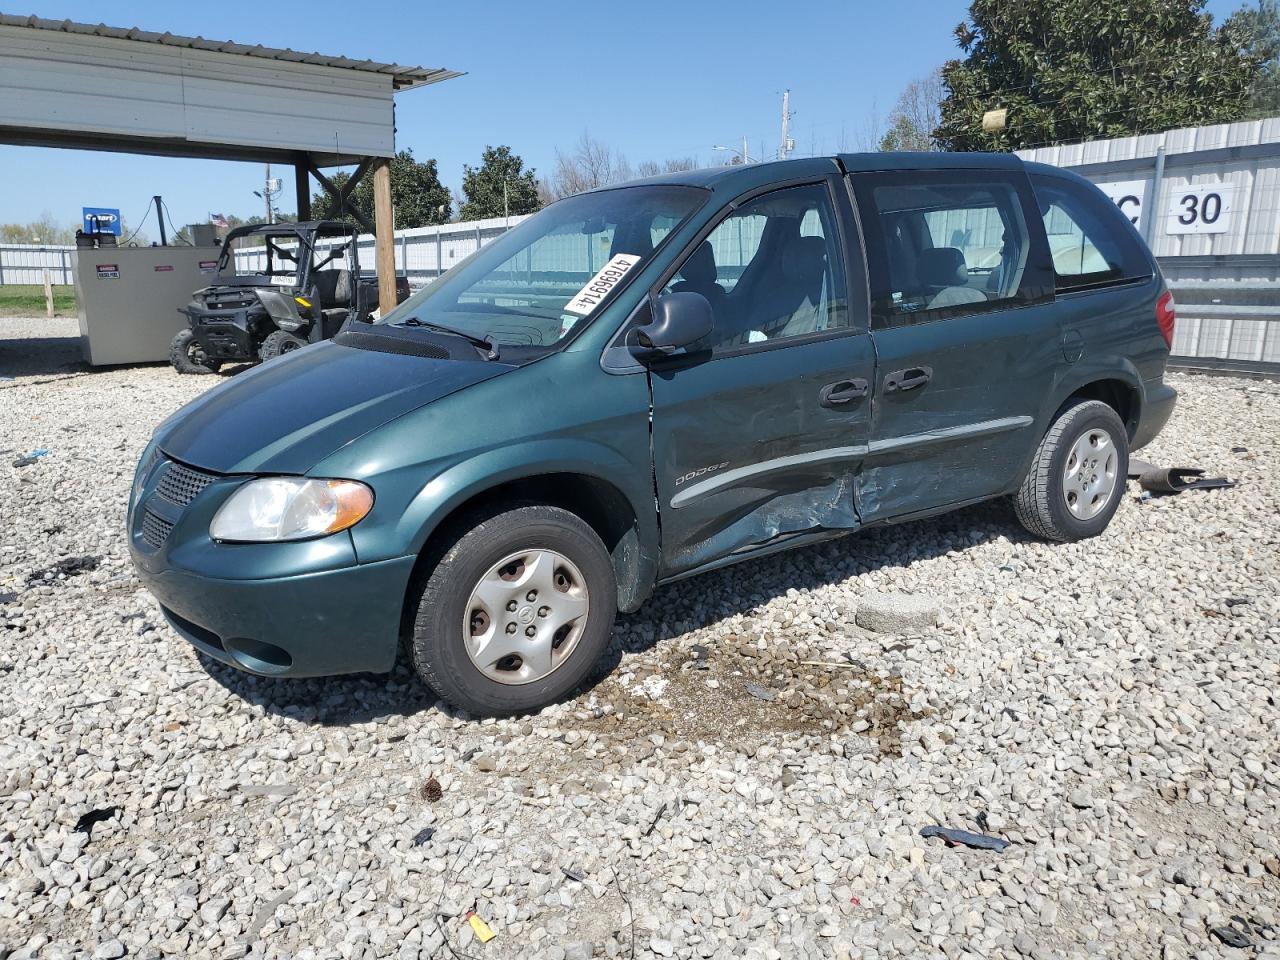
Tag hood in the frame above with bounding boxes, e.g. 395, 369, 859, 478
155, 340, 510, 474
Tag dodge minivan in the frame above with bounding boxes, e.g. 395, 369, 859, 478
129, 153, 1177, 714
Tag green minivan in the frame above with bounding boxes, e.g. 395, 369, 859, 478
129, 153, 1177, 714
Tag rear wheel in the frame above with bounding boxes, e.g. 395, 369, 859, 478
169, 329, 221, 375
405, 505, 617, 715
1014, 399, 1129, 542
258, 330, 307, 361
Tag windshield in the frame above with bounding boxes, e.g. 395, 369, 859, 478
378, 185, 707, 347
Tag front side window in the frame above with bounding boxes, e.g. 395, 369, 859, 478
378, 185, 706, 349
1031, 174, 1153, 291
854, 172, 1050, 328
659, 182, 849, 353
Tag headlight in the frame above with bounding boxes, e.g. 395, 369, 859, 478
210, 477, 373, 542
131, 445, 158, 508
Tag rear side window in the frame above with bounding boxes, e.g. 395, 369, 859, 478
852, 171, 1052, 328
1030, 174, 1153, 292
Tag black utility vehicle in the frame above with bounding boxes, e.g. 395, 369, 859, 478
170, 221, 401, 374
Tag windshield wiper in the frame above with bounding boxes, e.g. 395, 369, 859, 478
396, 317, 500, 360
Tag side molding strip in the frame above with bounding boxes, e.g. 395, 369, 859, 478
670, 445, 868, 508
866, 415, 1033, 457
668, 415, 1033, 509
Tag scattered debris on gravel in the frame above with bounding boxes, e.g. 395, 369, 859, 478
1, 317, 1277, 959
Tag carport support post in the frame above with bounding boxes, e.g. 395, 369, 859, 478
373, 157, 397, 315
295, 163, 311, 222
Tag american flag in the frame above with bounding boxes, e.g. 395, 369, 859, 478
208, 212, 229, 228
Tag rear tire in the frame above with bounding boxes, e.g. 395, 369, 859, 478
258, 330, 307, 361
405, 504, 617, 716
1014, 399, 1129, 542
169, 329, 220, 375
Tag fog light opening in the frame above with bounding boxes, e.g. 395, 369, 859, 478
224, 636, 293, 674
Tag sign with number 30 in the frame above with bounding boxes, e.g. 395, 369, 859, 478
1165, 183, 1234, 235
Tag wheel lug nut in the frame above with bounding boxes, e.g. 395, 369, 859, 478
506, 623, 517, 634
506, 601, 517, 612
526, 590, 537, 602
538, 606, 550, 618
525, 625, 536, 637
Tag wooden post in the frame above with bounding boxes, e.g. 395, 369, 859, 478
372, 157, 396, 316
295, 163, 311, 222
43, 269, 54, 318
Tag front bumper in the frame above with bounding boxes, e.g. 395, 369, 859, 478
1133, 380, 1178, 451
128, 451, 417, 677
135, 550, 416, 677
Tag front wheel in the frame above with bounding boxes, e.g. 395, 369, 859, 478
405, 505, 617, 715
169, 329, 221, 375
258, 330, 307, 361
1013, 399, 1129, 542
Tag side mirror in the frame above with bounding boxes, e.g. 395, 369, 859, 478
631, 292, 714, 359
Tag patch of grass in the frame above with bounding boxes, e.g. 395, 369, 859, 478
0, 284, 77, 315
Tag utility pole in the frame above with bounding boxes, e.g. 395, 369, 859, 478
742, 135, 749, 166
262, 166, 272, 226
779, 89, 793, 161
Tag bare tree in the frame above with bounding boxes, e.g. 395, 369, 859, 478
636, 157, 699, 177
878, 70, 944, 151
551, 132, 634, 198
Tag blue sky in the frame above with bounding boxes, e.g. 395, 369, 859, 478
0, 0, 1245, 234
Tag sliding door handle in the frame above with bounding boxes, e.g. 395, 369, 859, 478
884, 365, 932, 393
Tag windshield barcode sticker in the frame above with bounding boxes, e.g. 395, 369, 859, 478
563, 254, 641, 316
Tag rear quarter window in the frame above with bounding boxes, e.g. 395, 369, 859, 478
1030, 173, 1153, 292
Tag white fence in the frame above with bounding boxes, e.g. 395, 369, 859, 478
1019, 119, 1280, 374
0, 243, 76, 285
232, 216, 528, 289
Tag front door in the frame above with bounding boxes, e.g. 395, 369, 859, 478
848, 168, 1060, 522
647, 179, 875, 577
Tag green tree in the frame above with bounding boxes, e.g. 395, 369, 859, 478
936, 0, 1262, 151
311, 149, 451, 228
459, 145, 541, 220
1231, 0, 1280, 117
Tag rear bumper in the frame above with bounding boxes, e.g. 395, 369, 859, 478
1133, 380, 1177, 451
134, 547, 417, 677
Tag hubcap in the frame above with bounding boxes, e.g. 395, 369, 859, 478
1062, 428, 1118, 520
463, 549, 590, 685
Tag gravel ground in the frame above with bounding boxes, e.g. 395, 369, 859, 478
1, 315, 1277, 960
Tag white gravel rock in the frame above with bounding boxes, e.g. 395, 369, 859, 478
854, 590, 942, 633
1, 316, 1278, 959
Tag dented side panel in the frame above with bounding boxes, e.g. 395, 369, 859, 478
649, 334, 876, 577
860, 303, 1064, 520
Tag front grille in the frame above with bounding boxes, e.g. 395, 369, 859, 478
156, 461, 216, 506
141, 510, 174, 549
204, 292, 257, 310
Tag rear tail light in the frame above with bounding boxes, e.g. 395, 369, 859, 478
1155, 290, 1176, 349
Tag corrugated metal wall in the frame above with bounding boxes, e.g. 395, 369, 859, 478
0, 24, 396, 158
1019, 120, 1280, 374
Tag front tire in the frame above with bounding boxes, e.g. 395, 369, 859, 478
169, 329, 221, 375
258, 330, 307, 361
1014, 399, 1129, 542
405, 505, 617, 715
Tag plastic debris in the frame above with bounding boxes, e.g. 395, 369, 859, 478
0, 590, 18, 605
690, 644, 710, 670
562, 866, 586, 883
1127, 457, 1238, 494
466, 911, 497, 943
745, 681, 778, 702
411, 826, 434, 846
850, 896, 861, 907
1210, 925, 1252, 949
74, 806, 120, 840
421, 777, 443, 802
1230, 446, 1248, 454
12, 448, 50, 468
919, 824, 1011, 852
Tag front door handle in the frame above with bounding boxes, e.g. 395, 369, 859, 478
819, 378, 869, 407
883, 365, 933, 394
